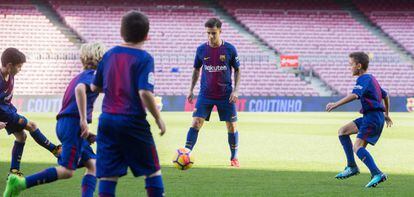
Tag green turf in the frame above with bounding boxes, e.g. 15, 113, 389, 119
0, 112, 413, 196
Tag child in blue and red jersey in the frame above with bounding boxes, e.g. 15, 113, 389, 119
91, 11, 166, 197
4, 43, 106, 197
326, 52, 393, 188
0, 48, 60, 177
184, 18, 241, 167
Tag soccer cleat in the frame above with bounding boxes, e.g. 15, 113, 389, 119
230, 158, 240, 168
335, 166, 360, 179
3, 174, 26, 197
365, 173, 387, 188
51, 144, 62, 158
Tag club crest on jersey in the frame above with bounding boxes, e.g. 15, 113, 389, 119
220, 55, 226, 62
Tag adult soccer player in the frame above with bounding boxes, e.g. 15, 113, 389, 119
3, 42, 106, 197
184, 18, 241, 167
90, 11, 166, 197
326, 52, 393, 188
0, 48, 60, 176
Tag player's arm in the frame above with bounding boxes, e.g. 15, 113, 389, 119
326, 94, 358, 112
188, 67, 200, 104
139, 90, 166, 136
229, 67, 240, 103
75, 84, 89, 138
382, 89, 393, 127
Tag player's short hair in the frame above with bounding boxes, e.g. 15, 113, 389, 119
205, 18, 222, 29
349, 52, 369, 70
80, 42, 107, 69
1, 48, 26, 67
120, 11, 149, 43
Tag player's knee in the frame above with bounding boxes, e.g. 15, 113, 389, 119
353, 144, 363, 153
59, 167, 74, 179
147, 170, 162, 178
85, 159, 96, 175
338, 127, 347, 136
192, 119, 203, 130
226, 123, 237, 133
26, 121, 38, 132
14, 131, 27, 142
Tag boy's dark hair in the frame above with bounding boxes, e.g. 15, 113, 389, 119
205, 18, 222, 28
349, 52, 369, 70
1, 48, 26, 67
121, 11, 149, 43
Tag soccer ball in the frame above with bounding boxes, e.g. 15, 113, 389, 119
172, 148, 194, 170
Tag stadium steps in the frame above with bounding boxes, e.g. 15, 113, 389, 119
336, 0, 414, 65
30, 0, 84, 48
204, 0, 277, 58
205, 0, 334, 96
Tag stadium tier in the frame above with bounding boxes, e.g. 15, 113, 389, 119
1, 0, 413, 96
219, 0, 414, 96
354, 0, 414, 56
51, 0, 318, 96
0, 4, 79, 95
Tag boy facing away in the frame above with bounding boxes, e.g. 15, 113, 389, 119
90, 11, 166, 197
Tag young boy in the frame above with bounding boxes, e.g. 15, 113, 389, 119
90, 11, 166, 197
0, 48, 60, 176
3, 42, 106, 197
184, 18, 241, 167
326, 52, 393, 188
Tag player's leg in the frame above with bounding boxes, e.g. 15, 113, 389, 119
144, 170, 164, 197
10, 131, 26, 174
335, 120, 360, 179
3, 166, 65, 197
354, 114, 386, 187
99, 177, 118, 197
226, 121, 239, 167
79, 142, 97, 197
96, 114, 127, 197
24, 119, 60, 156
354, 138, 387, 187
4, 112, 28, 175
185, 98, 213, 150
217, 101, 239, 167
120, 118, 164, 197
82, 159, 97, 197
185, 117, 205, 150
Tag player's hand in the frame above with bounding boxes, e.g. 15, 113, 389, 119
187, 92, 194, 104
80, 119, 89, 139
229, 91, 238, 103
385, 115, 393, 128
155, 118, 166, 136
326, 102, 336, 112
0, 122, 6, 129
87, 133, 96, 144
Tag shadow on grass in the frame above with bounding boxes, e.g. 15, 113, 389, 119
0, 162, 413, 197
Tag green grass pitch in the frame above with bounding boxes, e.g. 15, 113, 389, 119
0, 112, 413, 196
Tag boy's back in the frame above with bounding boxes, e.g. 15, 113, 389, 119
94, 46, 154, 116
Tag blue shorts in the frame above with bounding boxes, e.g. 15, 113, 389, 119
96, 113, 161, 178
0, 111, 28, 135
193, 97, 237, 122
56, 117, 96, 170
354, 111, 385, 145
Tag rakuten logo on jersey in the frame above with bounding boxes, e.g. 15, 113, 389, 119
203, 65, 227, 72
